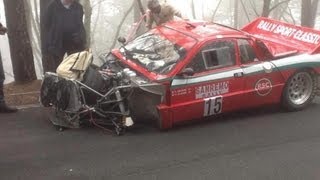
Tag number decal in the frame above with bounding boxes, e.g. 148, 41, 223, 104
204, 96, 223, 117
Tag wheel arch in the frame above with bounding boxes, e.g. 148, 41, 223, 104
280, 67, 318, 82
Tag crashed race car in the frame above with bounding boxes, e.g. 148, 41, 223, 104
41, 17, 320, 135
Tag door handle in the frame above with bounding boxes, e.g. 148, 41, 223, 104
234, 72, 244, 78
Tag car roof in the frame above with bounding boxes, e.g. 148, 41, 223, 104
162, 20, 248, 41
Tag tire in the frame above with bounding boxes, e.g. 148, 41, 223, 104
56, 80, 71, 111
282, 70, 317, 111
40, 73, 59, 107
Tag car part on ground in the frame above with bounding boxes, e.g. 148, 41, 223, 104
41, 64, 135, 135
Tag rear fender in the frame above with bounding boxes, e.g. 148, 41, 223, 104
280, 67, 319, 82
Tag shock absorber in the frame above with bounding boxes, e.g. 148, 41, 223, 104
115, 89, 134, 128
115, 89, 126, 114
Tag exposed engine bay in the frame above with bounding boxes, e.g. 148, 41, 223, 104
40, 53, 164, 135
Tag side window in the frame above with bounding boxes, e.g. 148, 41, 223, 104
186, 52, 206, 73
187, 40, 236, 73
238, 39, 258, 64
256, 39, 274, 60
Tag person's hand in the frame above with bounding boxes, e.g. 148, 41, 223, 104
72, 33, 82, 44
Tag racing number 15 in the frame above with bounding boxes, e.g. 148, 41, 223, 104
204, 96, 223, 117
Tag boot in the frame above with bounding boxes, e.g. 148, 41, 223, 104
0, 101, 18, 113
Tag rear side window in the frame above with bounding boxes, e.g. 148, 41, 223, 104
202, 41, 236, 69
238, 39, 258, 64
187, 40, 236, 73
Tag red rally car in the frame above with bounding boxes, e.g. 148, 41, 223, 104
41, 17, 320, 133
108, 17, 320, 129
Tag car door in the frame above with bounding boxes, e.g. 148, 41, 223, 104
169, 39, 247, 123
238, 39, 285, 108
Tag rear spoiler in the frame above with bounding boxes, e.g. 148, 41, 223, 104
242, 17, 320, 54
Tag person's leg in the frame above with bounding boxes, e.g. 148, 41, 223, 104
63, 36, 85, 56
0, 53, 17, 113
43, 53, 64, 73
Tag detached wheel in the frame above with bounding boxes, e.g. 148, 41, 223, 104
282, 70, 317, 111
40, 73, 58, 107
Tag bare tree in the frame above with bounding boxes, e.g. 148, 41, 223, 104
3, 0, 37, 82
262, 0, 291, 17
110, 1, 135, 50
301, 0, 320, 27
234, 0, 239, 28
211, 0, 223, 21
92, 1, 102, 46
80, 0, 92, 46
134, 0, 147, 35
261, 0, 272, 17
40, 0, 53, 73
136, 0, 146, 20
23, 0, 43, 75
190, 0, 196, 19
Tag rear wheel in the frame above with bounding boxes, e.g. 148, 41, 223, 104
282, 70, 317, 111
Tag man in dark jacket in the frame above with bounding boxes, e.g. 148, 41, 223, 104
0, 23, 17, 113
43, 0, 86, 72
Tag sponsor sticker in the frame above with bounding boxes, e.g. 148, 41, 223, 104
172, 88, 188, 97
171, 88, 193, 97
195, 81, 229, 99
255, 78, 272, 96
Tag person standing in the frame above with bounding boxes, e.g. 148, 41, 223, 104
0, 23, 17, 113
43, 0, 86, 72
146, 0, 182, 30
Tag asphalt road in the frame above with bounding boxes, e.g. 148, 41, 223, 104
2, 98, 320, 180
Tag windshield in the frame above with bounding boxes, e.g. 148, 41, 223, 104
121, 30, 193, 74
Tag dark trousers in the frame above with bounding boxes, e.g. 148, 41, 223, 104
44, 40, 85, 73
43, 54, 63, 73
0, 52, 5, 103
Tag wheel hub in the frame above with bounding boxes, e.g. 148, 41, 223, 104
288, 72, 313, 105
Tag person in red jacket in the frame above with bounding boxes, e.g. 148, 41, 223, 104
0, 23, 17, 113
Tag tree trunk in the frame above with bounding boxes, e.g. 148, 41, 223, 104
136, 0, 146, 20
262, 0, 271, 17
134, 0, 147, 36
40, 0, 53, 73
301, 0, 319, 27
191, 0, 196, 19
23, 0, 43, 75
110, 1, 135, 50
211, 0, 223, 21
234, 0, 239, 28
81, 0, 92, 47
271, 0, 280, 19
3, 0, 36, 82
